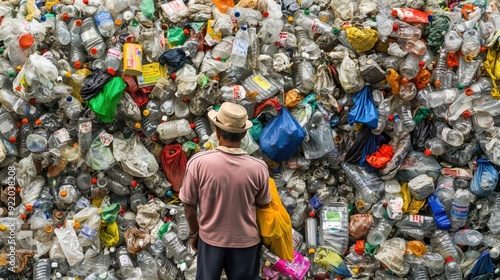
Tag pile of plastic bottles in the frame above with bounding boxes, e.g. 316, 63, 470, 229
2, 0, 500, 278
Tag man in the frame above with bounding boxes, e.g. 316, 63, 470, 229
180, 102, 270, 280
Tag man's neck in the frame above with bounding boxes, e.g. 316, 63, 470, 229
218, 140, 241, 149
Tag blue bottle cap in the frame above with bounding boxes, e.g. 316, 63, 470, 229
33, 201, 40, 207
66, 96, 72, 102
40, 15, 46, 21
235, 11, 241, 17
167, 190, 173, 197
241, 25, 247, 31
45, 212, 50, 219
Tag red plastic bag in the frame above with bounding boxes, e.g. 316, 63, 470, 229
161, 144, 187, 192
366, 144, 394, 169
391, 8, 429, 24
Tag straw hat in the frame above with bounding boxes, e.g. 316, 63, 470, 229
208, 102, 253, 133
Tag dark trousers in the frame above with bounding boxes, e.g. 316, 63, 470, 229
196, 238, 261, 280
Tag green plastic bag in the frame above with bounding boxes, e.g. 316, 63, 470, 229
249, 119, 263, 142
167, 27, 188, 46
87, 77, 126, 123
139, 0, 155, 19
101, 203, 121, 223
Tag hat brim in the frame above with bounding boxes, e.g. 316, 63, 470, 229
208, 110, 253, 133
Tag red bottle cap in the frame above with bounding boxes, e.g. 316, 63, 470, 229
131, 180, 138, 187
75, 19, 82, 26
418, 61, 425, 68
461, 110, 472, 119
445, 257, 453, 263
107, 68, 116, 76
170, 73, 177, 79
21, 118, 28, 124
61, 13, 69, 21
263, 11, 269, 17
401, 78, 408, 84
464, 88, 474, 96
193, 137, 199, 143
9, 137, 16, 143
388, 115, 394, 121
25, 205, 33, 212
90, 48, 98, 55
182, 97, 189, 102
189, 123, 196, 129
391, 10, 398, 16
309, 212, 315, 217
392, 24, 399, 31
74, 61, 81, 69
91, 177, 97, 184
424, 149, 432, 156
35, 119, 42, 125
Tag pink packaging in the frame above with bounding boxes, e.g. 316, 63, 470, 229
273, 251, 311, 280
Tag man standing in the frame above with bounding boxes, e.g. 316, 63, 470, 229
180, 102, 270, 280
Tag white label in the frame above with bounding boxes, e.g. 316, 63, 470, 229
119, 255, 133, 267
277, 32, 288, 48
231, 85, 245, 100
310, 19, 320, 33
107, 48, 123, 60
409, 215, 424, 224
81, 224, 98, 240
54, 128, 70, 143
387, 197, 403, 219
323, 211, 342, 231
0, 119, 14, 134
161, 0, 186, 16
99, 130, 113, 146
76, 197, 90, 209
81, 29, 99, 44
79, 121, 92, 134
442, 89, 457, 104
232, 39, 249, 57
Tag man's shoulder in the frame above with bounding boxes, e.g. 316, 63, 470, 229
241, 155, 268, 170
187, 150, 220, 165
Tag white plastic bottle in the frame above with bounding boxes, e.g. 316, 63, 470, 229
450, 189, 471, 230
156, 119, 193, 140
94, 5, 116, 37
230, 26, 250, 67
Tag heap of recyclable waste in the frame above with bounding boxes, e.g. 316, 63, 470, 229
1, 0, 500, 278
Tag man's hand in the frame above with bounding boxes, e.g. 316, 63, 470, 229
190, 234, 199, 253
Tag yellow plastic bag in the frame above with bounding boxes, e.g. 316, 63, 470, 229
99, 221, 120, 247
386, 68, 402, 95
484, 47, 500, 99
284, 89, 304, 108
257, 178, 294, 261
400, 182, 425, 214
345, 27, 379, 54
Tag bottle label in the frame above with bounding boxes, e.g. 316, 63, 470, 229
409, 214, 424, 224
79, 121, 92, 134
252, 75, 271, 91
76, 197, 90, 209
387, 197, 403, 219
160, 0, 186, 16
54, 128, 70, 144
94, 11, 113, 27
99, 130, 113, 146
81, 224, 98, 240
119, 255, 133, 267
442, 89, 457, 104
80, 29, 99, 43
0, 119, 14, 134
107, 48, 123, 60
323, 211, 342, 231
451, 203, 469, 218
231, 39, 249, 57
277, 31, 288, 48
231, 85, 245, 101
310, 19, 320, 33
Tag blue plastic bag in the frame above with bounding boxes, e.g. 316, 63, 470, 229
465, 250, 495, 280
259, 106, 306, 162
471, 158, 499, 197
348, 87, 379, 129
428, 193, 451, 230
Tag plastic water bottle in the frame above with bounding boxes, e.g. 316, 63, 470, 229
450, 189, 471, 230
461, 28, 481, 61
193, 116, 213, 145
230, 26, 249, 67
443, 31, 463, 53
305, 212, 318, 253
94, 5, 115, 37
175, 208, 190, 241
106, 165, 136, 186
444, 257, 462, 280
452, 229, 483, 246
434, 122, 464, 147
431, 230, 459, 260
156, 119, 193, 141
0, 89, 33, 116
221, 85, 247, 102
80, 17, 106, 58
294, 10, 332, 34
432, 49, 448, 88
56, 16, 71, 45
162, 231, 190, 265
367, 218, 392, 245
33, 258, 52, 280
424, 138, 452, 156
117, 246, 135, 277
130, 186, 147, 213
137, 250, 159, 280
427, 88, 460, 108
105, 42, 123, 74
399, 53, 423, 81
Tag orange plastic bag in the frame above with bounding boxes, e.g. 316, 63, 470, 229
213, 0, 234, 12
256, 178, 294, 261
412, 69, 431, 90
284, 89, 304, 108
366, 144, 394, 168
386, 68, 401, 95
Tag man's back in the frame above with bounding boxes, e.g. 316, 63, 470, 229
180, 146, 270, 248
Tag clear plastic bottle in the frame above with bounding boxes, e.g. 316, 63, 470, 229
161, 231, 190, 265
193, 116, 213, 145
56, 16, 71, 45
117, 246, 135, 277
432, 49, 448, 88
80, 17, 106, 58
159, 259, 178, 279
399, 54, 422, 80
0, 57, 17, 78
156, 119, 193, 141
175, 208, 190, 241
129, 185, 146, 213
461, 28, 481, 61
137, 250, 158, 280
59, 96, 83, 120
0, 108, 19, 143
367, 218, 393, 245
434, 121, 464, 147
444, 257, 462, 280
33, 258, 52, 280
7, 39, 27, 68
292, 58, 315, 94
76, 170, 92, 192
450, 189, 471, 230
385, 180, 403, 220
452, 229, 483, 246
305, 212, 318, 252
405, 39, 427, 56
0, 88, 33, 116
372, 98, 391, 135
230, 26, 249, 67
106, 165, 135, 186
424, 138, 452, 156
432, 230, 459, 260
94, 5, 115, 37
105, 42, 123, 73
294, 10, 333, 34
69, 45, 87, 70
78, 211, 100, 247
427, 88, 460, 108
443, 31, 462, 53
220, 85, 247, 102
18, 118, 32, 157
295, 26, 322, 60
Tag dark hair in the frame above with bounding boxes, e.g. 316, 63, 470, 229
216, 127, 245, 142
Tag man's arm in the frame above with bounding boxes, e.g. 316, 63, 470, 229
184, 203, 199, 252
256, 202, 270, 208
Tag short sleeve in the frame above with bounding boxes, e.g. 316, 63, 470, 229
179, 161, 198, 205
255, 170, 271, 205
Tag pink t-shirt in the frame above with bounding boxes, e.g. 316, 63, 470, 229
180, 146, 270, 248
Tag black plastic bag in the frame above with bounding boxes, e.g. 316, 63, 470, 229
220, 65, 252, 86
80, 69, 112, 101
158, 48, 187, 73
410, 118, 436, 151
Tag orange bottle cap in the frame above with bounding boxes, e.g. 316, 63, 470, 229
18, 34, 34, 49
60, 190, 68, 197
189, 123, 196, 129
74, 61, 81, 69
75, 19, 82, 26
461, 110, 472, 118
143, 109, 150, 116
25, 205, 33, 212
134, 122, 141, 129
115, 19, 122, 26
61, 13, 69, 21
45, 225, 53, 232
9, 136, 16, 143
35, 119, 42, 125
464, 88, 474, 96
424, 149, 432, 156
73, 221, 80, 228
21, 118, 28, 124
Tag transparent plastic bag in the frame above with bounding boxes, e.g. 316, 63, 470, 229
112, 133, 159, 178
338, 52, 364, 94
86, 130, 116, 171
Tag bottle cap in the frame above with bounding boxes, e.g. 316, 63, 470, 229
61, 13, 69, 21
434, 80, 442, 87
427, 15, 433, 21
391, 10, 398, 16
75, 19, 82, 26
8, 71, 15, 77
423, 149, 432, 156
25, 205, 32, 212
457, 84, 464, 90
309, 211, 315, 217
35, 119, 42, 125
41, 15, 46, 21
481, 46, 488, 52
131, 180, 138, 187
91, 177, 97, 184
263, 11, 269, 17
392, 24, 399, 31
356, 200, 365, 208
234, 11, 240, 17
45, 225, 53, 233
308, 248, 315, 254
66, 96, 72, 102
134, 122, 141, 129
287, 16, 294, 22
171, 73, 177, 79
464, 88, 474, 96
20, 214, 27, 220
401, 78, 408, 84
304, 9, 310, 15
74, 221, 80, 228
320, 16, 327, 22
83, 0, 89, 4
107, 68, 116, 76
183, 28, 189, 35
19, 34, 34, 49
90, 48, 98, 55
333, 27, 340, 35
21, 118, 28, 124
193, 137, 199, 143
388, 115, 394, 121
352, 268, 359, 275
143, 109, 150, 116
189, 123, 196, 129
461, 110, 472, 119
445, 257, 453, 263
241, 25, 247, 31
115, 19, 122, 26
9, 136, 16, 143
418, 61, 425, 68
60, 190, 68, 197
73, 61, 82, 69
